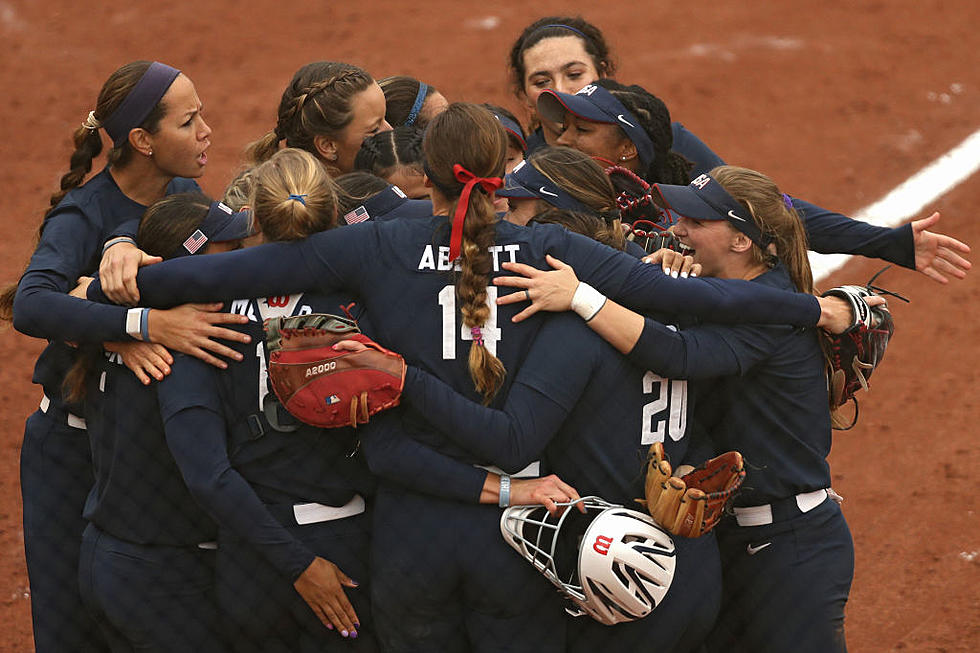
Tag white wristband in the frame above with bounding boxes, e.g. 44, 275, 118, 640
125, 307, 144, 340
570, 282, 607, 322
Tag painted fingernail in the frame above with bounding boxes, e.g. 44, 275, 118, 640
354, 622, 360, 628
351, 631, 358, 639
681, 271, 689, 279
341, 630, 349, 637
326, 623, 333, 630
672, 270, 679, 278
663, 267, 671, 276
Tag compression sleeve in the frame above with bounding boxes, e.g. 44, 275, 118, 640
673, 124, 914, 266
107, 218, 140, 241
611, 262, 822, 326
794, 199, 915, 267
626, 317, 791, 380
164, 405, 316, 582
359, 408, 489, 503
402, 367, 569, 473
86, 225, 373, 307
14, 209, 130, 342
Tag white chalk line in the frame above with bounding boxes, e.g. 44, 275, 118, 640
810, 127, 980, 282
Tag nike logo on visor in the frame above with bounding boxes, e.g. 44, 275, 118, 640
538, 187, 559, 198
616, 114, 636, 128
728, 210, 747, 222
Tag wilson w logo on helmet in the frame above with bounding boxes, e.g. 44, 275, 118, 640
501, 496, 676, 626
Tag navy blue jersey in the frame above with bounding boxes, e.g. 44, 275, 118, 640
156, 291, 375, 580
13, 169, 199, 411
627, 264, 833, 504
82, 350, 216, 546
399, 312, 702, 505
86, 216, 824, 336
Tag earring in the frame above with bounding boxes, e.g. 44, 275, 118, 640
147, 150, 153, 157
621, 155, 628, 161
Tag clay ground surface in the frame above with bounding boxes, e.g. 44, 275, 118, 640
0, 1, 977, 650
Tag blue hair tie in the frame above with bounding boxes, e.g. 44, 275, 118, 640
539, 23, 590, 42
782, 193, 794, 210
288, 193, 308, 205
405, 82, 428, 127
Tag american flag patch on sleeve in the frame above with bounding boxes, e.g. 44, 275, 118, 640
343, 205, 370, 224
182, 229, 208, 254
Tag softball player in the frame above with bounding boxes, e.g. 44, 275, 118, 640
353, 126, 427, 199
80, 104, 858, 651
482, 103, 528, 174
335, 173, 434, 224
1, 61, 221, 653
507, 16, 971, 282
79, 192, 251, 652
498, 166, 859, 651
381, 218, 720, 651
157, 150, 378, 650
246, 61, 391, 176
378, 75, 448, 129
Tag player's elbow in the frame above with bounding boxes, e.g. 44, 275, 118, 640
11, 289, 46, 338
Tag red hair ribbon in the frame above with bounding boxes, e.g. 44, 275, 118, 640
449, 164, 503, 262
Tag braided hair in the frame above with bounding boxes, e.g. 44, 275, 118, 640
594, 79, 692, 186
245, 62, 374, 173
1, 61, 170, 321
353, 125, 424, 180
424, 103, 508, 402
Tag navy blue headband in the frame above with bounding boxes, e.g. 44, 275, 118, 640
405, 82, 429, 127
537, 23, 590, 42
103, 62, 181, 147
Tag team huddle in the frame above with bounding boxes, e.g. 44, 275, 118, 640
4, 15, 973, 653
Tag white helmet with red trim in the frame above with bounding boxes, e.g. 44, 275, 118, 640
500, 496, 676, 625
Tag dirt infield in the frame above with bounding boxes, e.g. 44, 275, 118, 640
1, 1, 977, 650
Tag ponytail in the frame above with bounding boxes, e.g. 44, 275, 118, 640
424, 103, 509, 402
1, 61, 167, 321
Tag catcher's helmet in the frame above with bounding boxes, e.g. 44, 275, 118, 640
500, 496, 676, 625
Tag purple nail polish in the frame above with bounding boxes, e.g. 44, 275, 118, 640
326, 624, 333, 630
351, 631, 358, 639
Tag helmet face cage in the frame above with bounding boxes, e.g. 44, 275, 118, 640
500, 496, 676, 626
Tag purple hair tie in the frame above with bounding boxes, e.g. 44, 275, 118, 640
782, 193, 794, 210
103, 62, 181, 147
470, 326, 484, 347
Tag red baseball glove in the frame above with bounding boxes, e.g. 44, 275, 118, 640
264, 313, 405, 428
